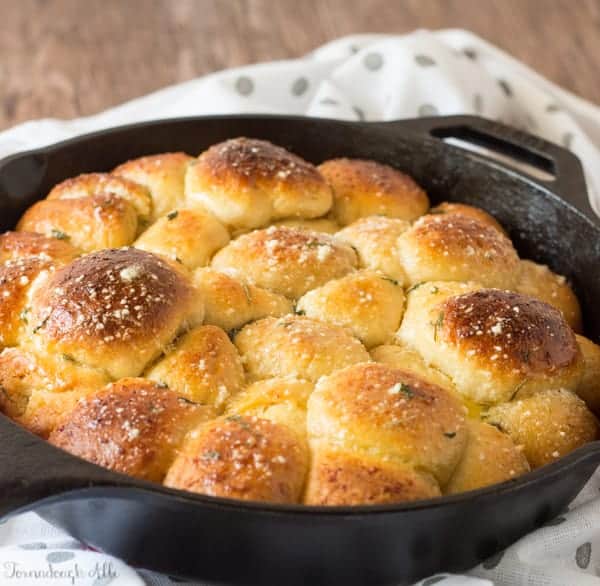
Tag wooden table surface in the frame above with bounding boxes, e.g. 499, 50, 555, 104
2, 0, 600, 131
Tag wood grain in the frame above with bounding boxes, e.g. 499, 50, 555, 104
1, 0, 600, 131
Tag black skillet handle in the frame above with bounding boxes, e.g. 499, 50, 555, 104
0, 416, 132, 519
390, 115, 596, 222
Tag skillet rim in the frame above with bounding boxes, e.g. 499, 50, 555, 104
0, 112, 599, 518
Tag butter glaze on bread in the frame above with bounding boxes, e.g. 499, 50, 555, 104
186, 138, 332, 230
2, 137, 596, 507
319, 158, 429, 225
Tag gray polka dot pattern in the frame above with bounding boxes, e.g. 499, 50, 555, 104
563, 132, 574, 148
235, 76, 254, 96
463, 47, 477, 59
319, 97, 339, 106
474, 93, 483, 114
353, 106, 365, 121
363, 52, 383, 71
19, 542, 47, 550
415, 54, 436, 67
46, 550, 76, 563
575, 542, 591, 568
419, 104, 439, 116
291, 77, 309, 97
546, 103, 561, 113
498, 79, 512, 97
92, 577, 116, 586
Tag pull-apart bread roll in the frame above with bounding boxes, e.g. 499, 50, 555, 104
211, 226, 357, 298
146, 325, 245, 412
192, 268, 292, 331
185, 138, 332, 231
113, 152, 193, 221
318, 158, 429, 225
336, 216, 410, 284
0, 232, 79, 348
134, 208, 230, 268
305, 363, 467, 505
4, 137, 597, 507
165, 414, 308, 504
516, 259, 582, 332
296, 270, 406, 348
27, 248, 203, 379
397, 213, 519, 289
234, 315, 370, 382
49, 378, 214, 482
398, 284, 583, 405
17, 194, 139, 253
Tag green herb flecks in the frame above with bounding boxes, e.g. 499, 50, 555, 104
202, 450, 221, 462
389, 382, 415, 399
51, 229, 69, 241
432, 311, 444, 342
407, 282, 425, 294
167, 210, 179, 221
381, 276, 399, 286
443, 431, 457, 439
19, 308, 30, 324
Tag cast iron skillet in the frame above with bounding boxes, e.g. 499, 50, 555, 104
0, 115, 599, 586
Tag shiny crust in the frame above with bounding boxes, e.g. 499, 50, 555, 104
335, 216, 410, 283
398, 284, 583, 404
430, 202, 507, 235
0, 347, 110, 437
445, 419, 529, 494
274, 218, 340, 234
17, 194, 139, 252
305, 450, 441, 505
516, 260, 582, 332
47, 172, 153, 221
397, 214, 519, 289
296, 270, 406, 348
113, 152, 193, 220
185, 138, 332, 230
134, 208, 230, 268
318, 158, 429, 225
146, 325, 245, 411
211, 226, 357, 298
49, 378, 214, 481
235, 316, 370, 382
192, 268, 292, 331
164, 415, 308, 503
226, 376, 313, 438
28, 248, 201, 379
0, 231, 79, 264
485, 389, 598, 468
308, 363, 468, 486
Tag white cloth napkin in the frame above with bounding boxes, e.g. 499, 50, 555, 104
1, 29, 600, 586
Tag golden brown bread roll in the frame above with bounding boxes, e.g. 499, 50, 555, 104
445, 419, 529, 494
185, 138, 332, 231
113, 152, 193, 221
0, 347, 110, 437
49, 378, 214, 481
164, 415, 308, 503
318, 158, 429, 226
27, 248, 203, 379
516, 260, 582, 332
225, 376, 313, 439
485, 389, 597, 468
17, 194, 139, 253
134, 208, 230, 269
46, 172, 153, 222
211, 226, 357, 298
0, 231, 79, 264
305, 363, 468, 504
296, 270, 405, 348
274, 217, 340, 234
397, 214, 520, 289
575, 335, 600, 415
192, 268, 292, 331
146, 325, 245, 412
430, 202, 507, 235
235, 315, 370, 382
398, 284, 583, 405
335, 216, 410, 283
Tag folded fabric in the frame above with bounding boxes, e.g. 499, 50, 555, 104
1, 29, 600, 586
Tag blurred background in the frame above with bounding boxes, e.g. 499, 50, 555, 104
2, 0, 600, 131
